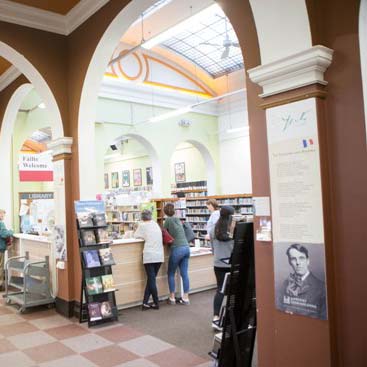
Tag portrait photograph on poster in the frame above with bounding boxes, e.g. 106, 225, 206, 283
146, 167, 153, 185
104, 173, 109, 190
175, 162, 185, 183
133, 168, 142, 186
122, 170, 130, 187
274, 242, 327, 320
111, 172, 119, 188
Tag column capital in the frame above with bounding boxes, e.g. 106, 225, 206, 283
247, 45, 333, 98
47, 137, 73, 158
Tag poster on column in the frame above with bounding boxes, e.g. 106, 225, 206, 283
266, 98, 327, 320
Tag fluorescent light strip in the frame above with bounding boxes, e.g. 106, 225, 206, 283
226, 126, 249, 134
141, 3, 220, 49
149, 106, 191, 123
145, 88, 246, 124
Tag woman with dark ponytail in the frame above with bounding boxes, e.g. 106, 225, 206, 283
209, 206, 234, 330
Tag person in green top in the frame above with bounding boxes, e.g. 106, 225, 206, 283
0, 209, 14, 292
163, 203, 190, 305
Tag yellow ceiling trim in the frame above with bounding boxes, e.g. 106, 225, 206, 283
143, 80, 212, 98
143, 54, 214, 97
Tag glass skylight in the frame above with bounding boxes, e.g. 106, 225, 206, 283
160, 4, 244, 78
142, 0, 173, 18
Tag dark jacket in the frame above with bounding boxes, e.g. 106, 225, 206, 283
0, 220, 14, 252
277, 272, 327, 320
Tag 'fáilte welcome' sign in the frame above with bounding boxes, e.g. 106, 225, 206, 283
18, 152, 53, 182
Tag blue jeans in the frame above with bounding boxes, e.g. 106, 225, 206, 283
168, 246, 190, 294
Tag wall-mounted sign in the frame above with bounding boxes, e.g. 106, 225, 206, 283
267, 98, 328, 320
18, 152, 53, 182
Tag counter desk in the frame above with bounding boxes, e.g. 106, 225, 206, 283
110, 239, 216, 309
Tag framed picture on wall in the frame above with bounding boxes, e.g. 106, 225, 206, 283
175, 162, 186, 183
122, 170, 130, 187
104, 173, 109, 189
133, 169, 142, 186
146, 167, 153, 185
111, 172, 119, 188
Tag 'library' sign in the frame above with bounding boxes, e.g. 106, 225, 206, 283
18, 152, 53, 182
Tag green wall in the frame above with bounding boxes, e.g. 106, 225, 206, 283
95, 97, 220, 196
12, 108, 54, 231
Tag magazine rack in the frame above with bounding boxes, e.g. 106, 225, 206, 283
77, 215, 118, 327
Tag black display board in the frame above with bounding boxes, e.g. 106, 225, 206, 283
218, 221, 256, 367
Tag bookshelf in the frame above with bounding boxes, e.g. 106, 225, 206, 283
75, 203, 118, 327
171, 180, 207, 198
152, 194, 253, 246
106, 205, 141, 239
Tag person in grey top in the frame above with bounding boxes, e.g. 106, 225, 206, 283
209, 206, 234, 330
163, 203, 190, 305
134, 209, 164, 310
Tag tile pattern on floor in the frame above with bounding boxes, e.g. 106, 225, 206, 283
0, 294, 212, 367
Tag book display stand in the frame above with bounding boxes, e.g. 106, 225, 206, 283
75, 201, 118, 327
210, 221, 256, 367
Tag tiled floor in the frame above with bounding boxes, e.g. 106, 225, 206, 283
0, 295, 213, 367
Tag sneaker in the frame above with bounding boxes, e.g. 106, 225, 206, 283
167, 298, 176, 305
176, 298, 190, 305
142, 303, 151, 311
150, 303, 159, 310
212, 321, 223, 331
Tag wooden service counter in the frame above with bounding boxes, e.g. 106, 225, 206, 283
111, 239, 216, 309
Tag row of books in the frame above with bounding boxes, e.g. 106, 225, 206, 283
239, 207, 253, 214
78, 213, 107, 228
186, 209, 210, 214
86, 275, 115, 295
186, 218, 208, 223
83, 248, 115, 268
217, 198, 253, 205
81, 228, 109, 246
88, 301, 114, 321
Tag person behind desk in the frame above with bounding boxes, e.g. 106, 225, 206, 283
134, 209, 164, 310
0, 209, 14, 292
209, 206, 234, 331
205, 199, 220, 241
277, 243, 327, 320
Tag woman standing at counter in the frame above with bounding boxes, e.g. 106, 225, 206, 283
209, 206, 234, 330
205, 199, 220, 241
0, 209, 13, 292
134, 210, 164, 310
163, 203, 190, 305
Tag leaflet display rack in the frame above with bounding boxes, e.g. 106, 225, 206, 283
75, 201, 118, 327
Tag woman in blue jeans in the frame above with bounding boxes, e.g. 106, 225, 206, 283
163, 203, 190, 305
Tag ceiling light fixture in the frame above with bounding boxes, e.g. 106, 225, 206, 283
149, 106, 191, 123
141, 4, 219, 50
38, 103, 46, 109
226, 126, 249, 134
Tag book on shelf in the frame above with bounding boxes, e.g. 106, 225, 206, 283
101, 274, 115, 292
94, 213, 107, 226
83, 250, 101, 268
100, 301, 113, 318
82, 230, 97, 246
99, 248, 115, 266
86, 276, 103, 295
88, 302, 102, 321
77, 213, 94, 228
97, 228, 109, 243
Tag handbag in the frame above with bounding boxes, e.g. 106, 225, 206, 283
162, 228, 174, 245
5, 236, 13, 247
